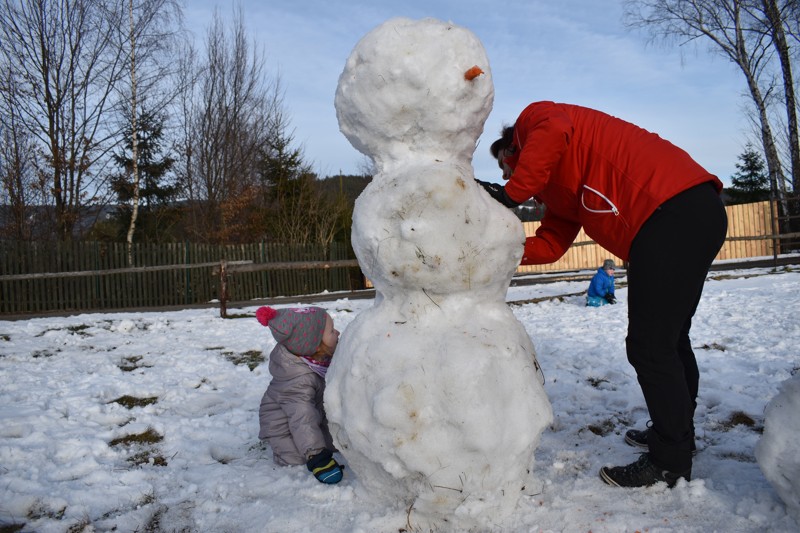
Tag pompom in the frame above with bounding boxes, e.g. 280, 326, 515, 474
256, 306, 277, 326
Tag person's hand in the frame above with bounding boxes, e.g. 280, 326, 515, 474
604, 293, 616, 304
475, 179, 520, 208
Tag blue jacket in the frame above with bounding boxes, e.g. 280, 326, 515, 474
587, 268, 615, 299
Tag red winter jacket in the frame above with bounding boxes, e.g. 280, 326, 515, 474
501, 102, 723, 263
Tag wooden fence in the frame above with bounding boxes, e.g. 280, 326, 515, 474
516, 200, 776, 274
0, 241, 358, 314
0, 200, 783, 315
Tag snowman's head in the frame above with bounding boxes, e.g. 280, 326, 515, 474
335, 18, 494, 173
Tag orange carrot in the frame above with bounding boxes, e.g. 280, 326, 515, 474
464, 65, 484, 81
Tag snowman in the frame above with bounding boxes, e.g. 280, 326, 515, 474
756, 374, 800, 523
325, 17, 552, 530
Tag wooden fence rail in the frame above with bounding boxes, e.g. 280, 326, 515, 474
0, 200, 787, 316
0, 261, 253, 281
216, 260, 360, 318
517, 200, 778, 274
0, 241, 358, 315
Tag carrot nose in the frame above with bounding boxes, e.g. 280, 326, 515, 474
464, 65, 484, 81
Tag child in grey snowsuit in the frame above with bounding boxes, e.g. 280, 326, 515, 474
256, 305, 343, 484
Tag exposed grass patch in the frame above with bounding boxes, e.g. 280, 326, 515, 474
0, 334, 10, 342
99, 492, 157, 522
223, 349, 265, 371
109, 427, 168, 467
111, 395, 159, 409
66, 519, 92, 533
128, 450, 168, 467
0, 524, 25, 533
586, 377, 610, 389
109, 427, 164, 447
32, 348, 59, 358
719, 411, 763, 433
34, 324, 92, 338
587, 418, 615, 436
139, 491, 156, 506
699, 342, 726, 352
27, 499, 66, 520
142, 506, 165, 532
118, 355, 151, 372
66, 324, 92, 337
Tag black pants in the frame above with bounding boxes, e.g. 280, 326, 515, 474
626, 181, 728, 473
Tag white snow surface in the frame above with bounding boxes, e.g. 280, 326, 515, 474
1, 266, 799, 532
329, 18, 551, 529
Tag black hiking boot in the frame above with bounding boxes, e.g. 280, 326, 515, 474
624, 427, 650, 449
599, 453, 691, 488
625, 423, 697, 455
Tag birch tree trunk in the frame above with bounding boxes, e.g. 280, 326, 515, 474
623, 0, 789, 204
761, 0, 799, 194
126, 0, 141, 266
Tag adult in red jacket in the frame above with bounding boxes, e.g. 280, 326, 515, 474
480, 101, 728, 488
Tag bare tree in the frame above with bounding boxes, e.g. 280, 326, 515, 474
0, 0, 129, 240
257, 101, 347, 247
182, 6, 279, 242
623, 0, 791, 199
0, 67, 42, 239
755, 0, 799, 193
781, 1, 800, 43
357, 155, 378, 178
265, 171, 347, 247
113, 0, 182, 262
173, 41, 200, 225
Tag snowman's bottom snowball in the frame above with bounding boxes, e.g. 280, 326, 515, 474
325, 300, 552, 524
756, 374, 800, 521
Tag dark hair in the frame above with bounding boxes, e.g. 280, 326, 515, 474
490, 125, 515, 159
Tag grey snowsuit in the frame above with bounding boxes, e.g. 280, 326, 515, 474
258, 344, 334, 466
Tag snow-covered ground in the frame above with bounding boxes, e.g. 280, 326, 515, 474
1, 265, 798, 532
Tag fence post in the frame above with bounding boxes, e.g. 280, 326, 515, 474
219, 259, 228, 319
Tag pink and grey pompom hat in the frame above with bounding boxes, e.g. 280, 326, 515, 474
255, 306, 327, 356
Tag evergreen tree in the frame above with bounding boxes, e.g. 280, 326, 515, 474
252, 121, 346, 246
102, 109, 179, 241
727, 144, 770, 205
259, 129, 309, 204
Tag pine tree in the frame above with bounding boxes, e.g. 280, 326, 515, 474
104, 109, 179, 241
727, 144, 770, 205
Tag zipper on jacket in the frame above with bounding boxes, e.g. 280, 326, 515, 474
582, 185, 619, 215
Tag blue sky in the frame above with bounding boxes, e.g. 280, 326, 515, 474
185, 0, 749, 185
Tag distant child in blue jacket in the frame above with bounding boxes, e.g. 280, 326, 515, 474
587, 259, 617, 306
